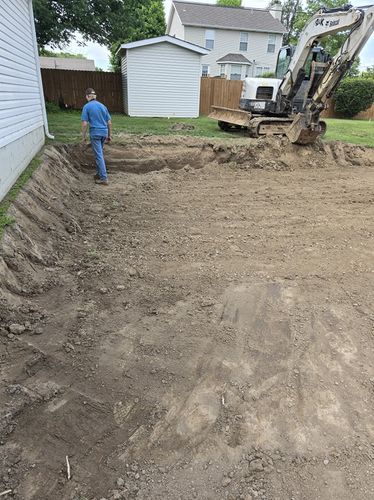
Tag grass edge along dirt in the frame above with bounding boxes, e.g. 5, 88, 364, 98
0, 155, 42, 239
46, 110, 374, 148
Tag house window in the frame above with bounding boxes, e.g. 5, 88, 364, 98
201, 64, 210, 77
239, 32, 248, 51
220, 64, 226, 77
205, 30, 215, 50
230, 64, 242, 80
255, 66, 271, 77
268, 34, 276, 53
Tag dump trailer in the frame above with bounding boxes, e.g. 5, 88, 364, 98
209, 4, 374, 145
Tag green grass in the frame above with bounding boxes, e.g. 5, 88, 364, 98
47, 110, 374, 147
47, 110, 227, 143
323, 118, 374, 147
0, 156, 42, 238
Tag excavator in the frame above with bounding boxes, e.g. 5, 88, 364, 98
208, 4, 374, 145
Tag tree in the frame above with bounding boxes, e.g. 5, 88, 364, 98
292, 0, 354, 56
279, 0, 303, 44
216, 0, 242, 6
33, 0, 124, 48
362, 66, 374, 79
109, 0, 166, 72
33, 0, 165, 52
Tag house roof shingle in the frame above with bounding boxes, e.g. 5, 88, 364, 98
216, 53, 252, 64
173, 1, 286, 34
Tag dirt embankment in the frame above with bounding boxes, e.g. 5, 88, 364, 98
0, 136, 374, 500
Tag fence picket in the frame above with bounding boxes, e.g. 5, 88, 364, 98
41, 69, 123, 113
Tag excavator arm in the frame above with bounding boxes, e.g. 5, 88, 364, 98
285, 4, 374, 144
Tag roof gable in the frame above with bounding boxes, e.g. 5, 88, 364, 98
216, 53, 251, 64
173, 1, 286, 33
119, 35, 209, 55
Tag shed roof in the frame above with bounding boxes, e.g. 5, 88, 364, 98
119, 35, 209, 55
172, 1, 286, 34
217, 53, 252, 64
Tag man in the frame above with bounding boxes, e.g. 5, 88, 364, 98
81, 88, 112, 185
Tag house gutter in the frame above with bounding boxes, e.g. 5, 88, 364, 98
28, 0, 54, 140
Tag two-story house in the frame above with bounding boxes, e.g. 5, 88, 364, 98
167, 1, 286, 80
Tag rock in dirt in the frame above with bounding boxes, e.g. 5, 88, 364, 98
222, 477, 232, 487
8, 324, 26, 335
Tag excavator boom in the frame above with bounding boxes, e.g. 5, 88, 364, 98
286, 4, 374, 144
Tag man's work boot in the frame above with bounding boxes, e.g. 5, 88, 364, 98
95, 178, 109, 185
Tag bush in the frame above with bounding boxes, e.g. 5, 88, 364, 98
45, 101, 60, 113
334, 78, 374, 117
261, 71, 276, 78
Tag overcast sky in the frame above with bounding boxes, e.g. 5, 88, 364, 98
62, 0, 373, 71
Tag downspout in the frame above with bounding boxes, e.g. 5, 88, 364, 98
28, 0, 54, 139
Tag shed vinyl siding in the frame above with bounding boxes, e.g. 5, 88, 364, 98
0, 0, 44, 149
121, 53, 129, 115
127, 43, 201, 118
184, 26, 282, 77
0, 0, 45, 201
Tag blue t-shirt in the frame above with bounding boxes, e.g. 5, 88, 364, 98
81, 100, 111, 137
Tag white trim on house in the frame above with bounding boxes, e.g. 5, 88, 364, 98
167, 4, 184, 34
119, 35, 209, 55
28, 0, 53, 139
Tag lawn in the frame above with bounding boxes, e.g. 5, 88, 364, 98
47, 110, 374, 147
47, 111, 225, 143
323, 118, 374, 147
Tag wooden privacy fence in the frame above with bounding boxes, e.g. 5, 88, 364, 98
199, 77, 374, 119
41, 69, 123, 113
200, 78, 242, 115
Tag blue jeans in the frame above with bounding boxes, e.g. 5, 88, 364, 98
91, 136, 108, 180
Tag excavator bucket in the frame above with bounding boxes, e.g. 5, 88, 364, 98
208, 106, 252, 127
286, 113, 325, 145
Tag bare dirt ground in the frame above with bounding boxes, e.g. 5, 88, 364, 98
0, 135, 374, 500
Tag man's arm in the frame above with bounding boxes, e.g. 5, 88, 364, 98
107, 120, 113, 141
82, 121, 88, 143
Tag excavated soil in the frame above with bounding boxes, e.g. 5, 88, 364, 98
0, 135, 374, 500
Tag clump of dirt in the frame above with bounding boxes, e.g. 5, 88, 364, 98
0, 136, 374, 499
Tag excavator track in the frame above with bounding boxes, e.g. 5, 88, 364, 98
247, 117, 294, 138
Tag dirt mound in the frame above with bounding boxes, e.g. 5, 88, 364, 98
0, 136, 374, 499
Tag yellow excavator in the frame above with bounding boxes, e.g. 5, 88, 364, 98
209, 4, 374, 145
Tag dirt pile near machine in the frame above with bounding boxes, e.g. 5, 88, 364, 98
1, 136, 374, 500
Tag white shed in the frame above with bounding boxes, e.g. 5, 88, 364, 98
0, 0, 51, 201
119, 35, 209, 118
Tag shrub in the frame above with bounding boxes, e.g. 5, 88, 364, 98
261, 71, 276, 78
334, 78, 374, 117
45, 101, 60, 113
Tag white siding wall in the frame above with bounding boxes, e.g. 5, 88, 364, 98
184, 26, 283, 77
126, 43, 202, 118
0, 0, 45, 200
168, 8, 185, 39
121, 53, 129, 115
